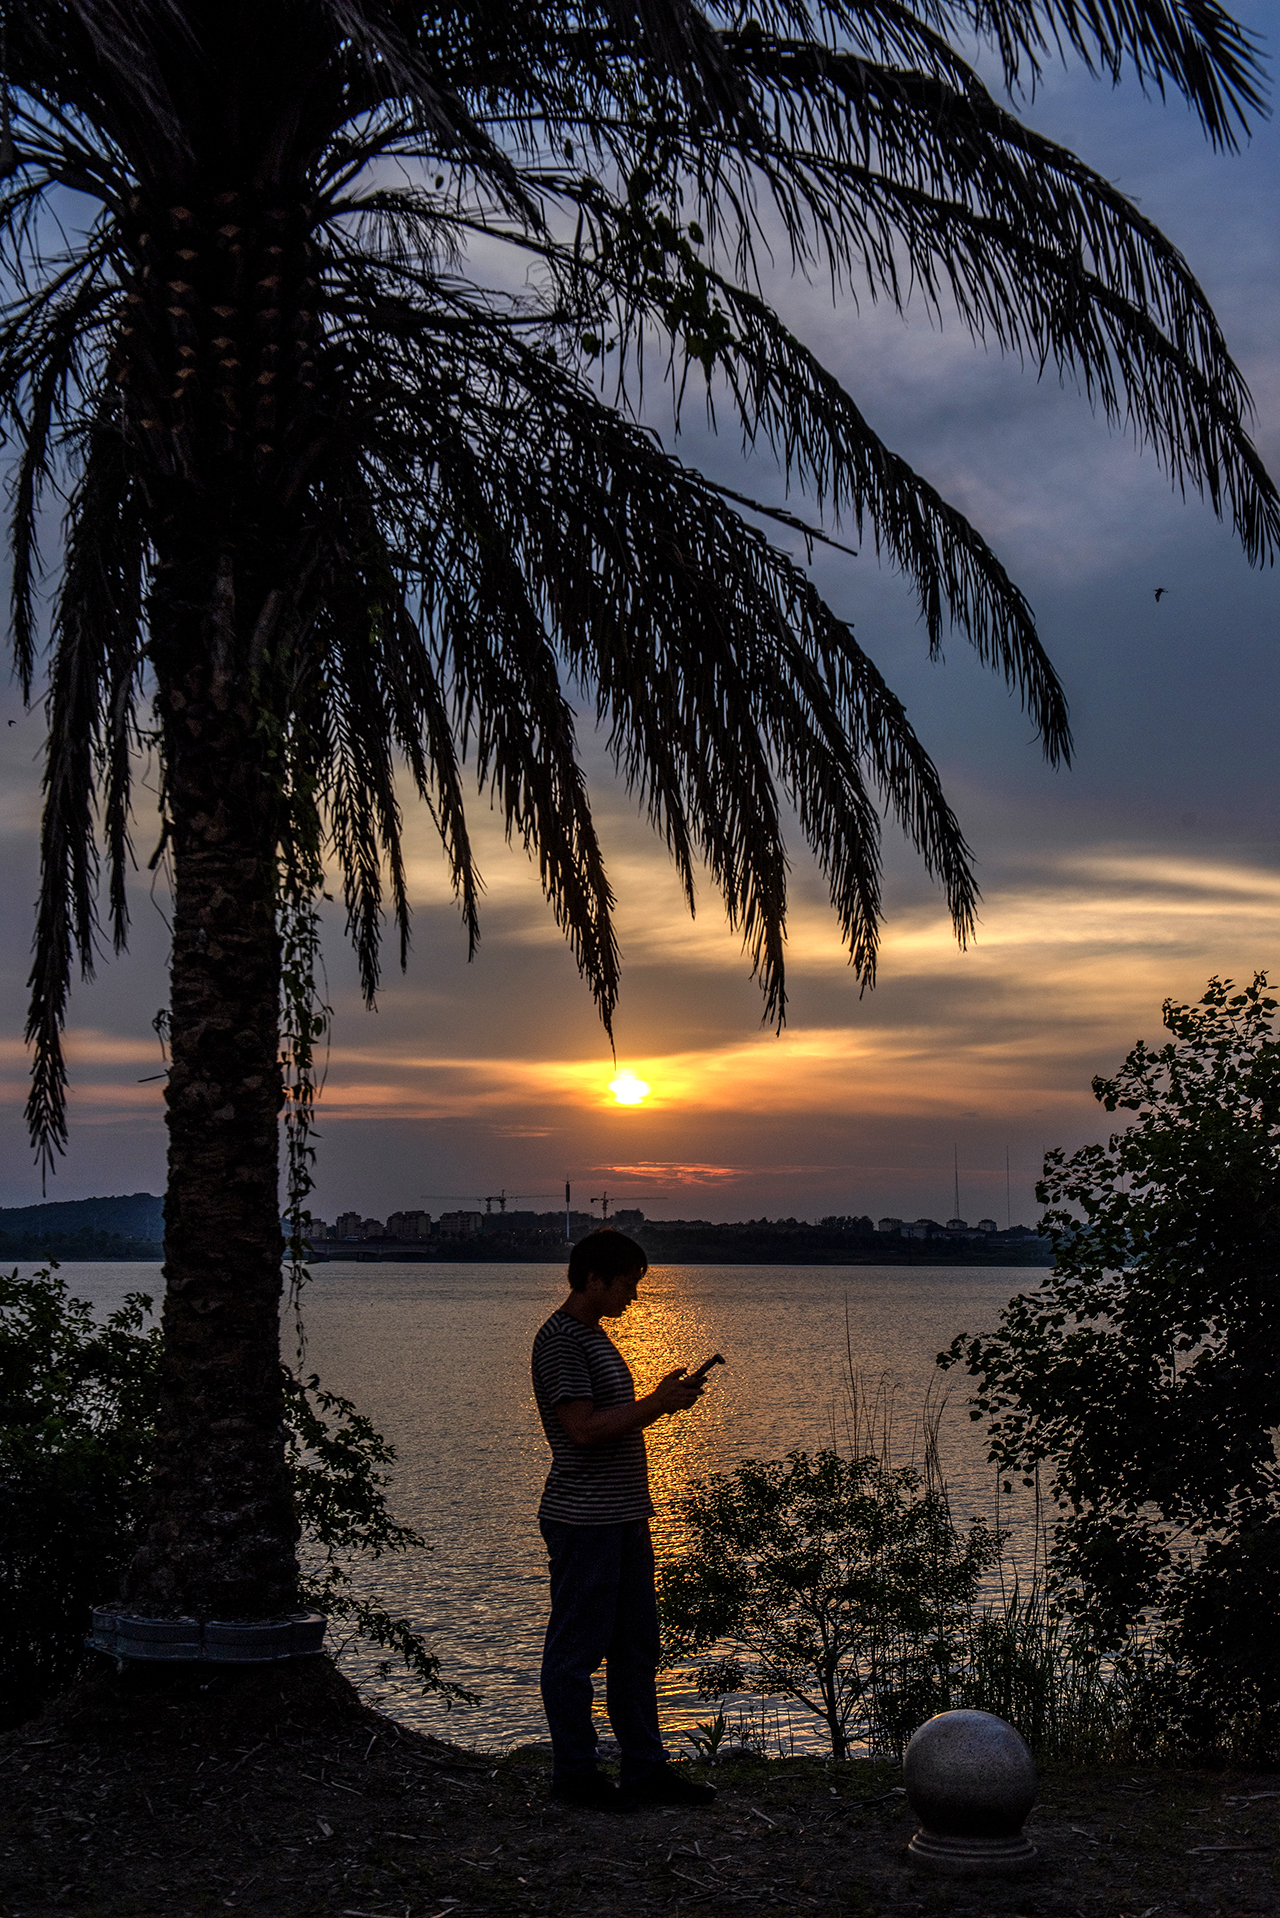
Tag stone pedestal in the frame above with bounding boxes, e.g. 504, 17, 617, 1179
903, 1708, 1038, 1873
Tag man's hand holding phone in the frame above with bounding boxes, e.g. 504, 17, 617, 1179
654, 1351, 725, 1416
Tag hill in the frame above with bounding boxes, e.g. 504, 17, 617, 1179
0, 1192, 164, 1260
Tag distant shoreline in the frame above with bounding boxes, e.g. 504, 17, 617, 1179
304, 1243, 1055, 1269
1, 1194, 1054, 1268
2, 1242, 1055, 1267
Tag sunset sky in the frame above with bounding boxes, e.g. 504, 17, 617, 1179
2, 21, 1277, 1227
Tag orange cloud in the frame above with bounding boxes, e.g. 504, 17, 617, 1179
603, 1161, 746, 1187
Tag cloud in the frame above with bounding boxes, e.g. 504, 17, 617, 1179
139, 845, 1273, 1143
603, 1162, 746, 1187
29, 843, 1277, 1137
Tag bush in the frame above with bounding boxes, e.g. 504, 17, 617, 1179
0, 1265, 471, 1729
943, 975, 1280, 1764
0, 1269, 159, 1725
658, 1447, 1001, 1759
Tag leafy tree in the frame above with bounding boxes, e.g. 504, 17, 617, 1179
0, 1267, 159, 1724
2, 3, 1275, 1625
944, 976, 1280, 1760
0, 1265, 466, 1728
658, 1449, 1000, 1757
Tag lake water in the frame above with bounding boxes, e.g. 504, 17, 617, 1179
53, 1260, 1044, 1755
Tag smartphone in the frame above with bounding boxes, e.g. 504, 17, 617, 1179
687, 1352, 726, 1385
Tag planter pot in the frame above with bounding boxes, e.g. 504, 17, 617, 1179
87, 1609, 327, 1664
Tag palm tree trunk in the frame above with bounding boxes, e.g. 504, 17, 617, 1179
123, 552, 298, 1618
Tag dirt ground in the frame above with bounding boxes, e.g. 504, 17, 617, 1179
1, 1661, 1277, 1918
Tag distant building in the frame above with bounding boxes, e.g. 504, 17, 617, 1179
437, 1209, 483, 1239
877, 1217, 903, 1234
947, 1218, 994, 1238
387, 1209, 432, 1241
612, 1208, 644, 1225
903, 1218, 940, 1239
281, 1214, 331, 1244
334, 1211, 385, 1240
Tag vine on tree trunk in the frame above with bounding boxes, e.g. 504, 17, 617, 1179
278, 821, 331, 1360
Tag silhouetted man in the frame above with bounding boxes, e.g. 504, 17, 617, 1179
531, 1228, 716, 1812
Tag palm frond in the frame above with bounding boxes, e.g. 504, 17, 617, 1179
333, 214, 1074, 760
546, 35, 1278, 563
414, 430, 624, 1027
1, 247, 118, 696
345, 301, 979, 1015
309, 576, 413, 1008
24, 399, 146, 1176
604, 0, 758, 122
705, 41, 1276, 553
283, 475, 484, 984
953, 0, 1269, 148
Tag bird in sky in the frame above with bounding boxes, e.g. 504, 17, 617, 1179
1154, 587, 1168, 601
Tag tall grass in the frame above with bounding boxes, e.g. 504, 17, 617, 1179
953, 1584, 1143, 1765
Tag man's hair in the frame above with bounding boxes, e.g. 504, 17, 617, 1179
567, 1228, 648, 1290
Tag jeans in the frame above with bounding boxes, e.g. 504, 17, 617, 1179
539, 1516, 668, 1785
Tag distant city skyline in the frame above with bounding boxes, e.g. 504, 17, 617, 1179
2, 39, 1277, 1224
0, 1188, 1041, 1234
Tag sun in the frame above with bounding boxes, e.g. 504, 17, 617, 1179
609, 1072, 652, 1107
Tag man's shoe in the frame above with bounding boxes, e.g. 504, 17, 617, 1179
550, 1771, 638, 1813
625, 1764, 717, 1807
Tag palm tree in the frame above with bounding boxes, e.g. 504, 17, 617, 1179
3, 1, 1274, 1624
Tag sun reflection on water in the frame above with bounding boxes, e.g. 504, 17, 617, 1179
607, 1280, 736, 1559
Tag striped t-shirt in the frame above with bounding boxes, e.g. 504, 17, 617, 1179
531, 1307, 653, 1525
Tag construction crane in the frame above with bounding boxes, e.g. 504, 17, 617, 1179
589, 1189, 667, 1220
422, 1184, 667, 1234
421, 1188, 561, 1215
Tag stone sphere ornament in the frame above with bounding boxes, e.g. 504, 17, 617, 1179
903, 1709, 1038, 1873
